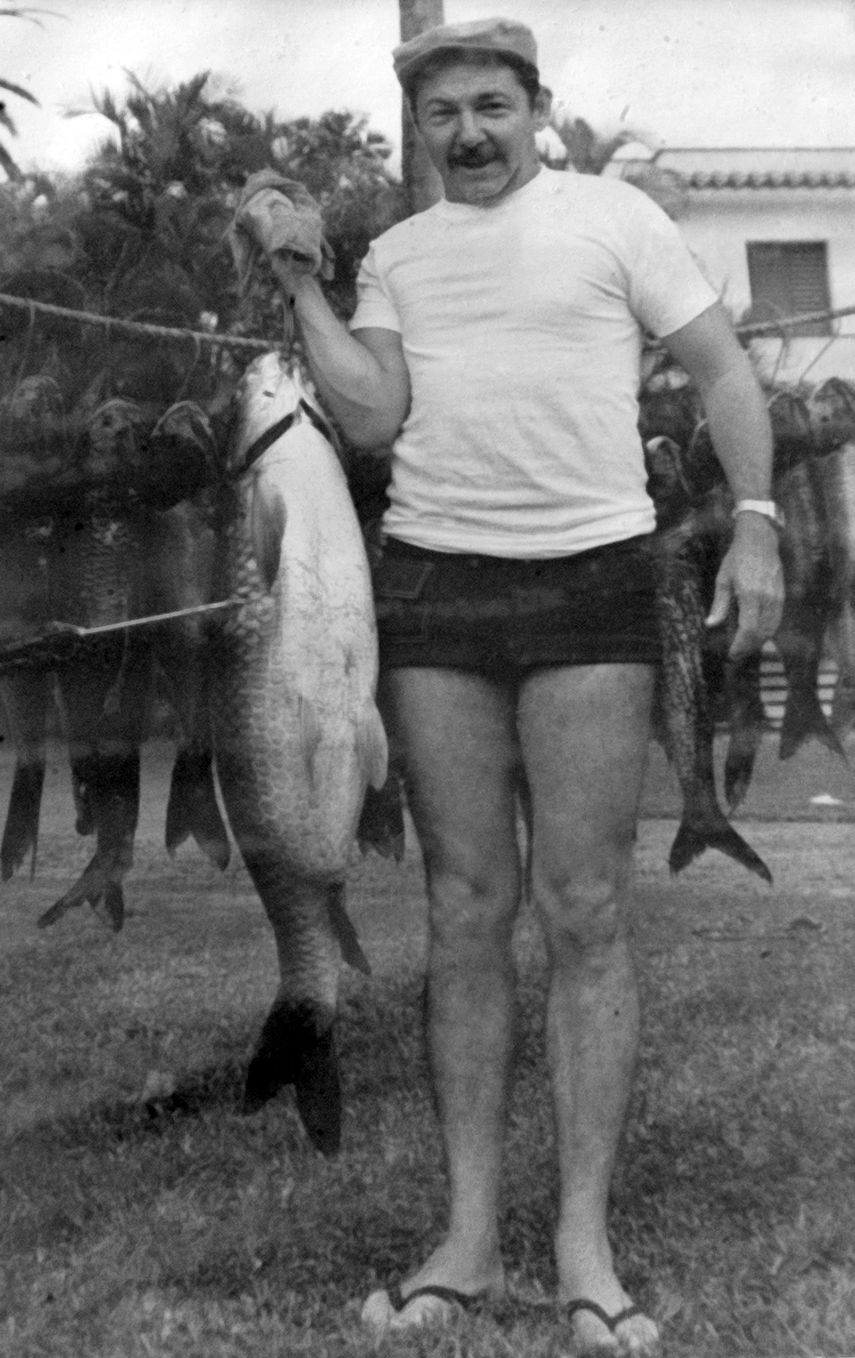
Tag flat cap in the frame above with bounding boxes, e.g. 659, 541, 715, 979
393, 17, 538, 87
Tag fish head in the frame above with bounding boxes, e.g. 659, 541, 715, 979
806, 378, 855, 454
226, 352, 302, 475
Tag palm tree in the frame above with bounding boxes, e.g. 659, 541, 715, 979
0, 7, 47, 180
548, 114, 639, 175
398, 0, 444, 212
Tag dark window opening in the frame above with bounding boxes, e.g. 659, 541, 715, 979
746, 241, 832, 336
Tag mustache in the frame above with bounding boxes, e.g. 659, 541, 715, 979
449, 145, 499, 168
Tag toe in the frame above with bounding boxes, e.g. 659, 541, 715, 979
360, 1288, 395, 1333
615, 1311, 660, 1356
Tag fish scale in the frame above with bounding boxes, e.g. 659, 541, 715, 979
209, 353, 387, 1154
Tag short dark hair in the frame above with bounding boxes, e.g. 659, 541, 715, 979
405, 49, 543, 116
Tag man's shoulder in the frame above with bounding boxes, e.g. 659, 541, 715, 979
548, 168, 659, 214
370, 204, 445, 255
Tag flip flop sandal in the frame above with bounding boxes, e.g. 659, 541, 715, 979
387, 1282, 488, 1315
564, 1299, 659, 1356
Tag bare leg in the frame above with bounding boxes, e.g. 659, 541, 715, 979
362, 666, 520, 1330
519, 663, 660, 1356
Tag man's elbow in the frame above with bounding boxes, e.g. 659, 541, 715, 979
345, 404, 407, 451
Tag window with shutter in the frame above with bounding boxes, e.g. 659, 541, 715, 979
746, 241, 831, 336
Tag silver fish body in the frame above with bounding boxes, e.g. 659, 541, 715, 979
144, 494, 230, 870
210, 353, 387, 1152
41, 497, 149, 931
651, 514, 772, 884
773, 450, 841, 760
0, 514, 54, 879
812, 440, 855, 740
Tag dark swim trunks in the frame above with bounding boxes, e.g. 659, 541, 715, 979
373, 534, 659, 679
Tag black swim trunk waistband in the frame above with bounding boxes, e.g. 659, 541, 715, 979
372, 535, 659, 678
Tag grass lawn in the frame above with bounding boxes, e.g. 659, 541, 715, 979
1, 735, 854, 1357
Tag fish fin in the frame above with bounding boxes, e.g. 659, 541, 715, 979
326, 882, 371, 975
779, 695, 846, 762
250, 471, 286, 592
243, 997, 341, 1156
1, 761, 45, 880
298, 694, 323, 783
670, 812, 772, 884
831, 679, 855, 741
357, 774, 406, 862
358, 703, 388, 790
723, 755, 756, 814
165, 747, 231, 870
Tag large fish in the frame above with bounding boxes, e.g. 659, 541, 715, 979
146, 495, 231, 871
143, 403, 230, 870
209, 352, 387, 1154
0, 514, 55, 879
807, 382, 855, 739
721, 651, 766, 812
772, 444, 841, 760
645, 436, 771, 882
39, 400, 153, 930
0, 374, 67, 880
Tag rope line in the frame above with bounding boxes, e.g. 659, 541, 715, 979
0, 291, 282, 353
2, 289, 855, 352
737, 303, 855, 338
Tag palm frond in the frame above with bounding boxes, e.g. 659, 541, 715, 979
0, 139, 22, 179
0, 75, 38, 106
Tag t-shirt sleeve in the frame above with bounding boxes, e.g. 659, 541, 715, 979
624, 190, 720, 338
349, 242, 402, 333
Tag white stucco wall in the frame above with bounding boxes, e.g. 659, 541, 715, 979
677, 186, 855, 382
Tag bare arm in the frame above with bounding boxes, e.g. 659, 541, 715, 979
662, 301, 785, 656
274, 262, 410, 450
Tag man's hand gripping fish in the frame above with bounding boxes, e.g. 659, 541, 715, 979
210, 353, 388, 1154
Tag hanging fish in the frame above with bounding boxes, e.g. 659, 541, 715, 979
209, 352, 387, 1154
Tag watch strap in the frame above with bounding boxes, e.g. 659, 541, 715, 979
732, 499, 785, 530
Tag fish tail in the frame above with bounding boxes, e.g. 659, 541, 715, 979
1, 760, 45, 880
165, 746, 231, 870
670, 808, 772, 884
779, 693, 846, 762
243, 996, 341, 1156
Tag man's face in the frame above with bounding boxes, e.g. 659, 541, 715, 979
414, 60, 550, 206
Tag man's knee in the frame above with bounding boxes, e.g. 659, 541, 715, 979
533, 867, 630, 956
425, 861, 521, 953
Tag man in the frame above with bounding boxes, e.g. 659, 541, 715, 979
271, 18, 783, 1356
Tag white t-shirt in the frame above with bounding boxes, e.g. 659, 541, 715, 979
350, 167, 718, 557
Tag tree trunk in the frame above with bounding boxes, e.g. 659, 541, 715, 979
398, 0, 444, 213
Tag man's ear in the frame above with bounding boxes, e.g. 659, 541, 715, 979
533, 85, 553, 132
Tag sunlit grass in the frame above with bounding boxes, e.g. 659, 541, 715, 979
1, 743, 854, 1356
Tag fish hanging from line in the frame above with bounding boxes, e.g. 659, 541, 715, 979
209, 351, 387, 1155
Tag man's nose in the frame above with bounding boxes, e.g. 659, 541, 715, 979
456, 110, 485, 144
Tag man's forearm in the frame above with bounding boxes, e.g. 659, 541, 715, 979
291, 277, 408, 448
702, 356, 774, 502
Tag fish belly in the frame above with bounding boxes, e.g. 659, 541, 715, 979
213, 425, 383, 878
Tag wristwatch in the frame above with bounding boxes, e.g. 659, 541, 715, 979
731, 499, 786, 531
